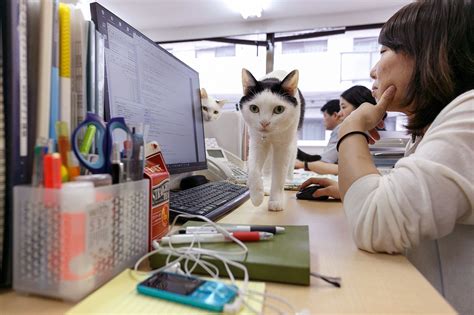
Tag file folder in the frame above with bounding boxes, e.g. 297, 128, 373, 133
0, 0, 30, 287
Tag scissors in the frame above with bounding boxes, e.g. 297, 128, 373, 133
72, 112, 130, 174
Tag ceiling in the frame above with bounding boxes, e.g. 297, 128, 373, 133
86, 0, 412, 42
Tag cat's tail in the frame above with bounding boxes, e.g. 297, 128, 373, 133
297, 148, 321, 162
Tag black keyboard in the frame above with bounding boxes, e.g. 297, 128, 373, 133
169, 181, 250, 221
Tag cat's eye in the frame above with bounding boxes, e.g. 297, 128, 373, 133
273, 105, 285, 114
214, 111, 219, 114
249, 105, 259, 113
203, 106, 208, 111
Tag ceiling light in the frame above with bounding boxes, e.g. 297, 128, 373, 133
227, 0, 271, 19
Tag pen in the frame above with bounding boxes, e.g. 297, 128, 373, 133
179, 225, 285, 235
111, 142, 123, 184
160, 232, 274, 245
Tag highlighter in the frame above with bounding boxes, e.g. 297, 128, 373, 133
56, 121, 71, 167
79, 124, 96, 155
67, 151, 81, 180
44, 153, 62, 188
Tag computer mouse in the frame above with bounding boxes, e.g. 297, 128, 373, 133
296, 184, 329, 201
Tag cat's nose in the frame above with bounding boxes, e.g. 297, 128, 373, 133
260, 121, 270, 128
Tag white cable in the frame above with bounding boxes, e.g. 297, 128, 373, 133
133, 213, 298, 314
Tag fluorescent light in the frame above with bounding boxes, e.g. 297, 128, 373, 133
227, 0, 271, 19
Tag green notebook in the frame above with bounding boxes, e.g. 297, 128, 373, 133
149, 222, 310, 286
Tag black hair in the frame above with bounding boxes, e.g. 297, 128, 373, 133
320, 99, 340, 115
379, 0, 473, 136
340, 85, 376, 109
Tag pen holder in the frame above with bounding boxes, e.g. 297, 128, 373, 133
13, 179, 149, 302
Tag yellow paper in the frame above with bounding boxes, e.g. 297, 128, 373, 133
67, 269, 265, 314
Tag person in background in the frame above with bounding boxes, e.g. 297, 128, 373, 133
296, 99, 340, 165
295, 86, 376, 175
301, 1, 473, 313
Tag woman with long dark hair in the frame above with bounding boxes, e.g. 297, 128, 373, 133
302, 1, 473, 313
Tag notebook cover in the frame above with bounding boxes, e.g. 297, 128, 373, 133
150, 222, 310, 286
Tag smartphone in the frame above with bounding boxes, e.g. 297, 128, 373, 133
137, 271, 238, 312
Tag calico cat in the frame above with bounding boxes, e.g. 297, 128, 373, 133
239, 69, 305, 211
200, 88, 227, 121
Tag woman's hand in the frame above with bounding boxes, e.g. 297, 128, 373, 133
299, 178, 341, 200
340, 86, 396, 143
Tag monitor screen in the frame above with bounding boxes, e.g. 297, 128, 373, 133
90, 3, 207, 174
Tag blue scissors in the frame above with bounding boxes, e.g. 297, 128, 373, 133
72, 112, 130, 174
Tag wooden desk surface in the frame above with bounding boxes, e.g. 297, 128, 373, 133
0, 192, 456, 314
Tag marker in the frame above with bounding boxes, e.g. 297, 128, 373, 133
43, 153, 62, 188
160, 232, 274, 245
79, 124, 96, 155
56, 121, 71, 167
179, 225, 285, 235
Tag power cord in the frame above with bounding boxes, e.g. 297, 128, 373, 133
310, 272, 342, 288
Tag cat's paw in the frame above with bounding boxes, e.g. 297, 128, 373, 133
250, 188, 264, 206
268, 199, 284, 211
263, 183, 271, 196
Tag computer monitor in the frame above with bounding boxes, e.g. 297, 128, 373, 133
90, 2, 207, 175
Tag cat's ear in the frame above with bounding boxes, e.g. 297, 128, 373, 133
280, 70, 299, 95
216, 99, 228, 108
242, 68, 258, 95
200, 88, 208, 99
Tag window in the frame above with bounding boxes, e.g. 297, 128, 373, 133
215, 45, 236, 57
160, 37, 266, 97
282, 40, 327, 54
353, 37, 379, 52
160, 28, 407, 148
195, 45, 236, 58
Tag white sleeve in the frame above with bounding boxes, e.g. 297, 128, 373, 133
343, 92, 474, 254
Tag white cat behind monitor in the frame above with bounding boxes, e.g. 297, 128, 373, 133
239, 69, 305, 211
200, 88, 227, 121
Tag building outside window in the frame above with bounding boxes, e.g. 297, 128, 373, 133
161, 28, 407, 146
282, 39, 327, 54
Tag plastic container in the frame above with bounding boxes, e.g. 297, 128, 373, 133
13, 179, 149, 301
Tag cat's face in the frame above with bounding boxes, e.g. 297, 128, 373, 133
200, 88, 226, 121
239, 69, 302, 136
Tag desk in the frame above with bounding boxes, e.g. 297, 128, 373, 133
0, 192, 456, 314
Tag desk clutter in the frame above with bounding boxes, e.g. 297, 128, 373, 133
13, 180, 149, 301
65, 269, 265, 315
1, 0, 165, 288
150, 221, 311, 286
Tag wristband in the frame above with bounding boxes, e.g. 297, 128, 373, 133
304, 161, 309, 171
336, 131, 370, 152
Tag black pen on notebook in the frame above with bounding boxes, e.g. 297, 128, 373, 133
179, 225, 285, 235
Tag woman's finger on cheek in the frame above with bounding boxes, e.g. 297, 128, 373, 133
377, 86, 396, 109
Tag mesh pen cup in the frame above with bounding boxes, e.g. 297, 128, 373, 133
13, 179, 149, 301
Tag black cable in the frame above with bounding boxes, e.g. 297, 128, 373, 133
310, 272, 342, 288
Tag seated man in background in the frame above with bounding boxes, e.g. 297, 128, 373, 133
296, 99, 341, 170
